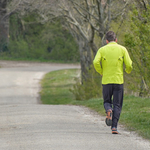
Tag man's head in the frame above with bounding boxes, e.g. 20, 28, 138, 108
105, 31, 117, 43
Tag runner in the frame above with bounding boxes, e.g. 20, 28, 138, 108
93, 31, 132, 134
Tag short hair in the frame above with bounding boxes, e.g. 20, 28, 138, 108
105, 31, 116, 42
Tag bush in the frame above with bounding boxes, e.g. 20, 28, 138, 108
1, 13, 79, 62
70, 66, 102, 100
124, 7, 150, 97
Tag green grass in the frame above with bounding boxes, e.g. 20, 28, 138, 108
120, 96, 150, 139
0, 56, 79, 64
40, 69, 150, 140
40, 69, 79, 104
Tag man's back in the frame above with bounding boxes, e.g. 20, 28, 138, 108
93, 42, 132, 84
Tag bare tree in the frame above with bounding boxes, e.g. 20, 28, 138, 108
0, 0, 131, 80
57, 0, 95, 81
134, 0, 150, 10
0, 0, 31, 51
59, 0, 130, 55
68, 0, 129, 44
0, 0, 9, 51
0, 0, 59, 51
56, 0, 130, 80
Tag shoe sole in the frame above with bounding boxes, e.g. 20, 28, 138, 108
105, 111, 112, 126
112, 131, 119, 134
105, 118, 112, 126
112, 128, 119, 134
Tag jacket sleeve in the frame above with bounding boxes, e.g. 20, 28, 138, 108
93, 49, 103, 75
124, 48, 132, 74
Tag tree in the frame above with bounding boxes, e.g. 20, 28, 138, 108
124, 1, 150, 97
0, 0, 31, 51
57, 0, 130, 81
0, 0, 59, 51
0, 0, 9, 51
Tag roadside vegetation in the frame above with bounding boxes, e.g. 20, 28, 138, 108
40, 69, 150, 140
0, 13, 79, 63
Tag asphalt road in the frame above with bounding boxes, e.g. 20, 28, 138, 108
0, 61, 149, 150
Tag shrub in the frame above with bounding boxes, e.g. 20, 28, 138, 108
70, 66, 102, 100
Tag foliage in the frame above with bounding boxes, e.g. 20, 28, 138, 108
120, 95, 150, 139
41, 22, 79, 62
70, 66, 102, 100
40, 69, 79, 104
124, 6, 150, 97
1, 13, 79, 62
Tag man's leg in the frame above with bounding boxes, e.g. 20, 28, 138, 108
112, 84, 124, 129
102, 84, 113, 126
102, 84, 113, 112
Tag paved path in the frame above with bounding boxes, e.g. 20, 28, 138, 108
0, 61, 149, 150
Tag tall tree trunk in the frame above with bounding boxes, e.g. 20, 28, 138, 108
89, 26, 97, 57
78, 37, 92, 83
0, 0, 9, 51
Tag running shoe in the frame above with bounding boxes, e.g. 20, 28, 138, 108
112, 127, 119, 134
105, 109, 112, 126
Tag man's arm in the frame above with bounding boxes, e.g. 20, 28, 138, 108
93, 50, 103, 75
124, 49, 132, 74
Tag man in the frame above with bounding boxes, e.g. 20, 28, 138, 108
93, 31, 132, 134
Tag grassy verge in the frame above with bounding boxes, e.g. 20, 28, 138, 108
0, 57, 79, 64
40, 69, 150, 140
40, 69, 79, 104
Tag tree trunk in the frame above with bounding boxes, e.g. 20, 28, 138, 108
89, 26, 97, 57
78, 38, 92, 83
0, 0, 9, 51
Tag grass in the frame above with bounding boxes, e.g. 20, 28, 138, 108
40, 69, 150, 140
120, 96, 150, 139
0, 56, 79, 64
40, 69, 79, 104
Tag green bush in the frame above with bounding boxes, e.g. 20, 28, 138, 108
124, 7, 150, 97
70, 66, 102, 100
1, 13, 79, 62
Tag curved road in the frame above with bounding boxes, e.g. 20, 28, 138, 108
0, 61, 149, 150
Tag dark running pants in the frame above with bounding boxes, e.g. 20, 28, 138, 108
102, 84, 124, 128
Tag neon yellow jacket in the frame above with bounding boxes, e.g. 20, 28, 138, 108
93, 42, 132, 84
